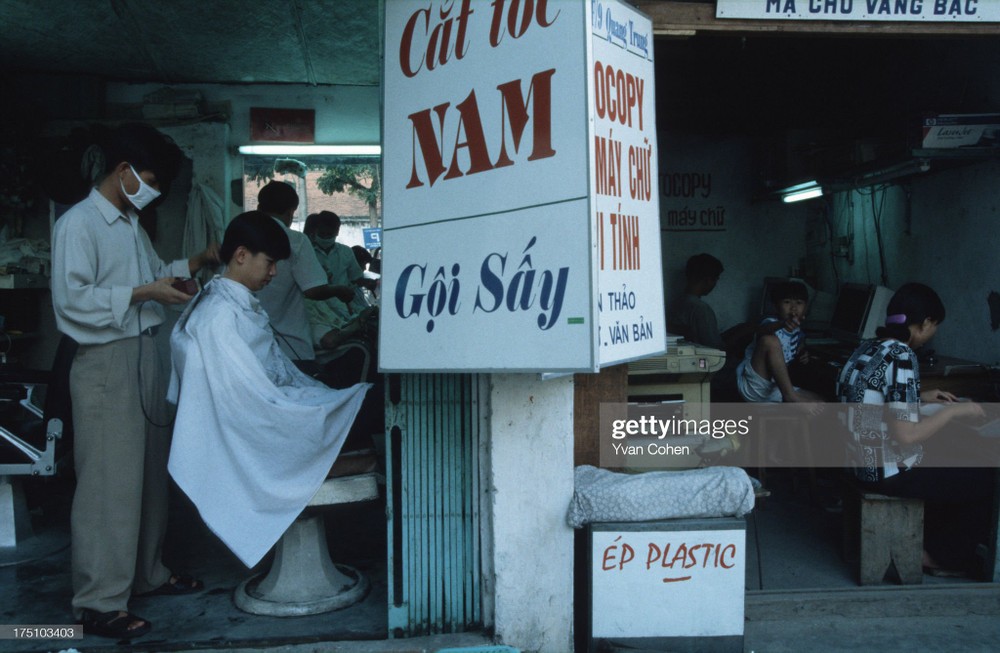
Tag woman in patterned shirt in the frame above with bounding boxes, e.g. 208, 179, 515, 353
837, 282, 993, 576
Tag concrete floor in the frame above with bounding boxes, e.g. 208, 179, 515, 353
2, 469, 999, 653
1, 474, 398, 653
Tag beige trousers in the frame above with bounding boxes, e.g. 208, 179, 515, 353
69, 334, 172, 617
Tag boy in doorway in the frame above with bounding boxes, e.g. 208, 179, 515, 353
736, 280, 819, 404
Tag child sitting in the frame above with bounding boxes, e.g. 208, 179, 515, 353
736, 280, 819, 404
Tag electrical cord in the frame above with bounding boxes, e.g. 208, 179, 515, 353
270, 326, 307, 362
823, 196, 840, 289
136, 302, 175, 429
857, 184, 891, 288
868, 185, 890, 287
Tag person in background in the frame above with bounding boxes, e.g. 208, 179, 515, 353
837, 282, 994, 577
254, 183, 354, 367
351, 245, 380, 305
736, 280, 820, 405
50, 123, 218, 639
304, 211, 363, 289
668, 253, 725, 349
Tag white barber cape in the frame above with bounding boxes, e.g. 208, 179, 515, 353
167, 276, 371, 567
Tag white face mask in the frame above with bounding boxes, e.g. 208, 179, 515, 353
119, 164, 161, 210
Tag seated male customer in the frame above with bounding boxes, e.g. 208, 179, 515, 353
166, 211, 372, 568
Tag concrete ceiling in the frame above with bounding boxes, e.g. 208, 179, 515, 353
0, 0, 382, 86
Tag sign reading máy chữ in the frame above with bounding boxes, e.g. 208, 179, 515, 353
717, 0, 1000, 21
592, 0, 667, 367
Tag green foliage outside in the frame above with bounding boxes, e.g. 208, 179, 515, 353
243, 156, 380, 212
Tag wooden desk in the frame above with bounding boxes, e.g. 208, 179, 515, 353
795, 347, 998, 402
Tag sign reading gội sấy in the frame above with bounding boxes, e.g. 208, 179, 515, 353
381, 0, 664, 372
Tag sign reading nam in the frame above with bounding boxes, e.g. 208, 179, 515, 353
717, 0, 1000, 21
381, 0, 665, 373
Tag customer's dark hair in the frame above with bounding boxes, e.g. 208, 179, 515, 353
876, 282, 945, 342
303, 213, 321, 236
352, 245, 373, 268
303, 210, 340, 237
219, 211, 291, 264
319, 210, 341, 230
102, 122, 183, 187
685, 253, 723, 282
257, 181, 299, 214
770, 281, 809, 305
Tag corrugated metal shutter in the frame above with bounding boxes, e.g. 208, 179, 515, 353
386, 373, 483, 637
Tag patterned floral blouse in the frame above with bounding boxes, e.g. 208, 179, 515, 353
836, 338, 923, 482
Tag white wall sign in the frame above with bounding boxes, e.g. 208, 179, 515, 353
717, 0, 1000, 21
592, 0, 667, 366
381, 0, 664, 372
591, 528, 745, 638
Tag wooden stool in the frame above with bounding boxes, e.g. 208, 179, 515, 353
842, 479, 924, 585
754, 410, 816, 500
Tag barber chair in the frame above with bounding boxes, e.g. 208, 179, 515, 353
0, 336, 76, 553
234, 339, 382, 617
234, 472, 380, 616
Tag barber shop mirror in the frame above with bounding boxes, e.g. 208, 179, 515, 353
241, 155, 381, 249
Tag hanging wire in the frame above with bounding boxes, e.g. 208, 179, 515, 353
822, 195, 840, 289
858, 184, 890, 287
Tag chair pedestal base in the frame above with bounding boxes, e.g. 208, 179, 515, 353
234, 514, 369, 617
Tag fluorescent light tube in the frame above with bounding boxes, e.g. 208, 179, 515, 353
237, 144, 381, 156
782, 187, 824, 203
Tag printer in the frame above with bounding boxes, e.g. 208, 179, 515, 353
626, 342, 726, 420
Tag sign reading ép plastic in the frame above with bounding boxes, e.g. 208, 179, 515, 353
381, 0, 595, 372
592, 1, 666, 366
592, 528, 745, 638
716, 0, 1000, 21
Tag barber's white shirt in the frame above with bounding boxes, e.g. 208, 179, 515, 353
51, 188, 190, 345
255, 216, 327, 361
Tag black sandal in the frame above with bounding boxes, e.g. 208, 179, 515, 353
80, 609, 152, 639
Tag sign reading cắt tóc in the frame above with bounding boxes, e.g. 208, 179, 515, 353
381, 0, 665, 372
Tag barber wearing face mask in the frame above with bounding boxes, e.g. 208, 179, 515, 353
51, 123, 218, 639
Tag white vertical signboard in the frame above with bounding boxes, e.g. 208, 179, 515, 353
381, 0, 664, 372
591, 1, 666, 366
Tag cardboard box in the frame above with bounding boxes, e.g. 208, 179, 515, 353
921, 113, 1000, 149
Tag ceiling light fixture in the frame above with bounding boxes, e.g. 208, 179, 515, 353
780, 180, 824, 203
237, 144, 381, 156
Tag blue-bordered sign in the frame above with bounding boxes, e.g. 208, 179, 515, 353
363, 227, 382, 250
